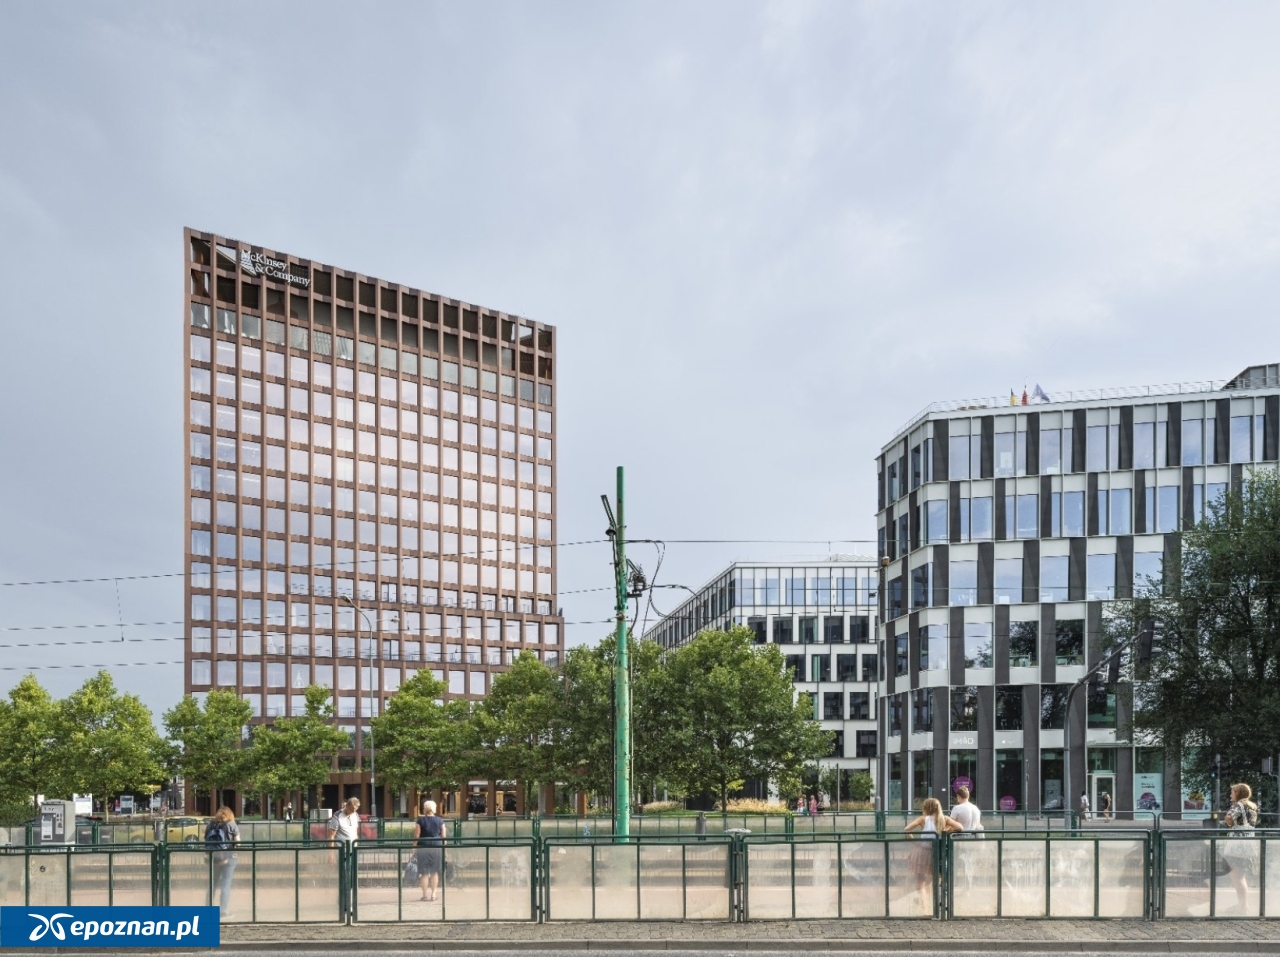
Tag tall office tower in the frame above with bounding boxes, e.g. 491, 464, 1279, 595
875, 368, 1280, 816
648, 559, 882, 801
184, 230, 562, 814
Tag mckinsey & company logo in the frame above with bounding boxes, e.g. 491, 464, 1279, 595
0, 905, 219, 948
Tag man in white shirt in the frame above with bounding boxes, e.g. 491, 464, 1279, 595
328, 798, 362, 846
949, 785, 983, 834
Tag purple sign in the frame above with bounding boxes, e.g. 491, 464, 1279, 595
952, 776, 973, 796
999, 795, 1017, 811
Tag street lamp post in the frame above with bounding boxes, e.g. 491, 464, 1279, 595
341, 595, 377, 818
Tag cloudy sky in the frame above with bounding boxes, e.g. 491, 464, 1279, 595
2, 2, 1279, 718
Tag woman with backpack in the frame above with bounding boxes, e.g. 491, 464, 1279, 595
204, 807, 241, 916
1222, 782, 1260, 913
413, 799, 445, 902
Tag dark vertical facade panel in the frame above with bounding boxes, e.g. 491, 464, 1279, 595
994, 605, 1011, 685
1087, 472, 1100, 536
932, 545, 949, 607
1027, 412, 1040, 475
1166, 402, 1182, 467
980, 416, 995, 479
1072, 410, 1087, 472
934, 419, 950, 477
949, 607, 966, 686
1022, 539, 1040, 604
884, 504, 895, 558
1040, 603, 1057, 684
1040, 475, 1054, 532
1215, 398, 1230, 465
932, 712, 951, 806
1182, 467, 1196, 531
1266, 395, 1279, 461
977, 543, 994, 606
1022, 684, 1042, 811
1068, 538, 1086, 602
884, 619, 896, 697
949, 482, 962, 543
1116, 536, 1134, 600
1232, 463, 1244, 496
977, 688, 995, 811
1135, 470, 1148, 534
878, 455, 886, 511
909, 490, 920, 551
1119, 405, 1134, 470
908, 612, 921, 691
1087, 601, 1104, 668
995, 479, 1008, 539
1117, 733, 1134, 817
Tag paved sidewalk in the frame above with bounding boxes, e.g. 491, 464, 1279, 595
220, 919, 1280, 951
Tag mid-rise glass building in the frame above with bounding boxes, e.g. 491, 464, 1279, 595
648, 559, 881, 799
183, 229, 563, 814
875, 366, 1280, 814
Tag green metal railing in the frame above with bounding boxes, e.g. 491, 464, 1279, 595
161, 841, 345, 923
947, 830, 1151, 919
741, 833, 939, 919
542, 835, 735, 921
1158, 829, 1280, 919
0, 844, 157, 908
349, 838, 537, 922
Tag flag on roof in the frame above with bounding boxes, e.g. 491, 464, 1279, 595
1009, 390, 1018, 406
1021, 386, 1029, 406
1032, 383, 1050, 403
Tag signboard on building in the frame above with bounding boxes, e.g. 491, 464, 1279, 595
73, 795, 92, 816
1134, 772, 1163, 812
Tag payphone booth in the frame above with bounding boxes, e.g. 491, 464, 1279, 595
39, 800, 76, 845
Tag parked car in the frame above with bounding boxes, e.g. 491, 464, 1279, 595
163, 817, 207, 843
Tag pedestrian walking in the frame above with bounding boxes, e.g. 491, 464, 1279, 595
1221, 783, 1260, 913
413, 799, 445, 902
204, 806, 240, 916
1079, 791, 1090, 822
796, 796, 807, 816
283, 801, 294, 822
1100, 792, 1112, 821
808, 795, 818, 817
948, 785, 984, 837
904, 798, 963, 905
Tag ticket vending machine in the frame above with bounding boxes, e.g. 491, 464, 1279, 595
39, 800, 76, 845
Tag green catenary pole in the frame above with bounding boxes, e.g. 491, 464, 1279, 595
613, 466, 631, 839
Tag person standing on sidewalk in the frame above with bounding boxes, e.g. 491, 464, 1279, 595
1079, 791, 1091, 822
948, 785, 983, 837
904, 797, 963, 906
205, 806, 240, 917
413, 799, 445, 902
1221, 783, 1260, 913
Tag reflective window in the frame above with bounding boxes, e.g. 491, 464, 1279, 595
1134, 550, 1163, 596
964, 622, 992, 669
949, 435, 970, 480
996, 686, 1023, 731
920, 624, 948, 672
1086, 426, 1108, 471
1041, 429, 1061, 474
1055, 619, 1084, 666
1040, 555, 1069, 601
926, 500, 948, 544
950, 560, 978, 606
995, 558, 1022, 604
950, 687, 979, 732
1040, 685, 1068, 729
994, 432, 1015, 478
1009, 621, 1038, 668
1016, 494, 1038, 538
1133, 422, 1155, 469
1182, 419, 1203, 466
970, 497, 993, 540
912, 689, 933, 733
1230, 414, 1253, 463
1086, 553, 1115, 600
1157, 485, 1179, 532
1063, 491, 1085, 537
1109, 488, 1132, 535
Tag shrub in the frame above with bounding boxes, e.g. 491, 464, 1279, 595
716, 798, 791, 815
638, 800, 684, 815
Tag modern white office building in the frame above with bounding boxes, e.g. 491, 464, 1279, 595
647, 559, 881, 801
874, 365, 1280, 815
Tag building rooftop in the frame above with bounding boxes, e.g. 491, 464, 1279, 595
887, 364, 1279, 447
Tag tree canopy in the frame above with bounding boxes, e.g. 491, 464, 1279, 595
1129, 468, 1280, 795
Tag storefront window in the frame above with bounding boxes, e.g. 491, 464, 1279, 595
913, 750, 933, 809
950, 749, 979, 807
1041, 750, 1064, 810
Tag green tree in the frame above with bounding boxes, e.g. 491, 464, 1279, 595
0, 675, 66, 811
474, 652, 560, 810
1129, 469, 1280, 801
247, 686, 348, 812
163, 690, 253, 804
371, 672, 475, 801
60, 671, 165, 815
663, 627, 832, 811
848, 770, 874, 803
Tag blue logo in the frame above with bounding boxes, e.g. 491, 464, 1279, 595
0, 906, 220, 948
